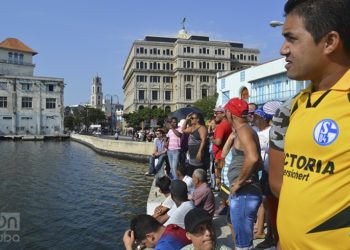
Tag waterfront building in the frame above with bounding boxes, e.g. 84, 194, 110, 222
123, 25, 260, 114
216, 57, 309, 106
0, 38, 64, 135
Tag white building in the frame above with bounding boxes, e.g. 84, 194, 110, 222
123, 26, 260, 114
216, 57, 309, 106
90, 75, 103, 109
0, 38, 64, 135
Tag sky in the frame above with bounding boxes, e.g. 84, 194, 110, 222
2, 0, 286, 106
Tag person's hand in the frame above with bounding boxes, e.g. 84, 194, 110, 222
196, 151, 202, 161
186, 113, 193, 122
230, 182, 241, 195
123, 230, 135, 250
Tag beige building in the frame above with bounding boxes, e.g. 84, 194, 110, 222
0, 38, 64, 135
123, 27, 260, 113
90, 75, 103, 109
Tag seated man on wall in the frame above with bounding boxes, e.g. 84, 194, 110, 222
191, 169, 215, 217
153, 176, 175, 219
157, 180, 194, 229
145, 129, 167, 177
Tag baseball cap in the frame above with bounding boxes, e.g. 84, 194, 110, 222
224, 97, 248, 118
185, 208, 212, 233
254, 108, 273, 121
170, 180, 188, 200
213, 106, 225, 113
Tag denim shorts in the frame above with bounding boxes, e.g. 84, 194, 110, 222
229, 194, 262, 249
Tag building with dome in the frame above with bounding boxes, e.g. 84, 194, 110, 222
122, 24, 260, 113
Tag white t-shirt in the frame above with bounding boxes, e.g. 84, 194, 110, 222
183, 175, 194, 195
165, 200, 194, 229
257, 126, 271, 172
162, 195, 175, 209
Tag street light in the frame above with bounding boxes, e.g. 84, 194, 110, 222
270, 21, 284, 27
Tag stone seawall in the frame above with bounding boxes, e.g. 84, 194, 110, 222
70, 134, 153, 163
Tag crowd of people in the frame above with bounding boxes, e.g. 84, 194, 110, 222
123, 0, 350, 249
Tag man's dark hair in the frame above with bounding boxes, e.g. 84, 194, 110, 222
284, 0, 350, 54
155, 176, 171, 194
171, 117, 178, 122
176, 164, 187, 177
130, 214, 162, 242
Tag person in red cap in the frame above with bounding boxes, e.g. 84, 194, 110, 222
224, 97, 263, 249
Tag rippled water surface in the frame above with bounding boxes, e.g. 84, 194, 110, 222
0, 140, 152, 249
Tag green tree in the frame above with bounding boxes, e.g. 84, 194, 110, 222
123, 107, 170, 129
194, 94, 218, 120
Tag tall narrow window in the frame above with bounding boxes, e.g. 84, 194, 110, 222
138, 90, 145, 100
186, 88, 192, 100
0, 97, 7, 108
152, 90, 158, 100
165, 91, 171, 101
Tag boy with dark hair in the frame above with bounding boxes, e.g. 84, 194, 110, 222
123, 214, 190, 250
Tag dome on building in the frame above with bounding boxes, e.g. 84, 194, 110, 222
177, 28, 190, 39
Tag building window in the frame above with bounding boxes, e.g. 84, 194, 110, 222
186, 88, 192, 100
222, 91, 230, 104
240, 71, 246, 82
138, 90, 145, 100
200, 76, 209, 82
0, 97, 7, 108
3, 117, 12, 120
150, 76, 160, 83
202, 89, 208, 98
184, 75, 193, 82
22, 84, 32, 91
136, 75, 147, 82
221, 78, 226, 89
163, 76, 173, 83
165, 91, 171, 101
22, 97, 32, 108
19, 54, 24, 64
152, 90, 158, 100
8, 52, 13, 63
46, 98, 56, 109
46, 84, 54, 92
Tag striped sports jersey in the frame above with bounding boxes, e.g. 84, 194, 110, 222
277, 70, 350, 249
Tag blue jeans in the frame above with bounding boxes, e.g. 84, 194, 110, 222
167, 149, 180, 180
148, 154, 167, 176
230, 194, 262, 249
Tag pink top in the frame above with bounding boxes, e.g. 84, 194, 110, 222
191, 183, 215, 217
166, 127, 182, 150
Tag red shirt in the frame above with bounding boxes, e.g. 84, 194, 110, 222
213, 119, 232, 160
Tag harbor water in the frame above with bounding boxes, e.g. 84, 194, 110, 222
0, 140, 152, 249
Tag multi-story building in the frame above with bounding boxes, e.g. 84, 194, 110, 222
123, 27, 260, 114
0, 38, 64, 135
216, 57, 309, 107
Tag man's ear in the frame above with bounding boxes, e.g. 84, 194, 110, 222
186, 232, 192, 241
324, 31, 340, 55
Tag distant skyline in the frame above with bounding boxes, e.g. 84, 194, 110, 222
2, 0, 286, 106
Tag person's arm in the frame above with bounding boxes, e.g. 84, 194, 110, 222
231, 127, 260, 193
156, 213, 170, 224
181, 115, 193, 134
196, 126, 208, 161
269, 147, 285, 198
171, 126, 182, 137
221, 132, 235, 159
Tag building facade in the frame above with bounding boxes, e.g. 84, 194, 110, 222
123, 28, 260, 114
0, 38, 64, 135
216, 57, 309, 107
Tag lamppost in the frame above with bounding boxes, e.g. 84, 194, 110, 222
270, 21, 284, 27
105, 94, 119, 134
